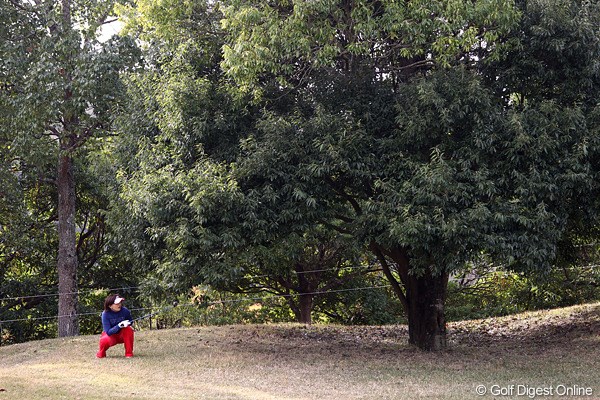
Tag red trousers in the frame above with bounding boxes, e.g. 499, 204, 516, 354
97, 326, 134, 358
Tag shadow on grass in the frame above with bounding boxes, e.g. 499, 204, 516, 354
448, 304, 600, 354
209, 304, 600, 362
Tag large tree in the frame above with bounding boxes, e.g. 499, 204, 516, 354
218, 0, 521, 351
1, 0, 138, 336
219, 0, 600, 350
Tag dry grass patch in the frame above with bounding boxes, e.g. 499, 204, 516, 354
0, 302, 599, 399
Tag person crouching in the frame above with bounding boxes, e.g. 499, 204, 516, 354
96, 294, 134, 358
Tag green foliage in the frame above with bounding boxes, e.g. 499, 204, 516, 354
5, 0, 600, 344
130, 281, 404, 328
188, 288, 295, 326
315, 275, 406, 325
221, 0, 520, 97
110, 0, 600, 344
0, 132, 59, 343
446, 265, 600, 322
491, 0, 600, 107
485, 0, 600, 271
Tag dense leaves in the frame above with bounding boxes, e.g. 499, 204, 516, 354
106, 0, 600, 350
1, 0, 599, 347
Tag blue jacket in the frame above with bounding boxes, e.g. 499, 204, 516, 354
101, 307, 133, 336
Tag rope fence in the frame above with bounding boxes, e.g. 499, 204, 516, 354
3, 263, 599, 304
0, 265, 379, 303
0, 284, 392, 325
2, 263, 599, 344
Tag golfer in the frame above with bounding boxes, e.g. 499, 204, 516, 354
96, 294, 134, 358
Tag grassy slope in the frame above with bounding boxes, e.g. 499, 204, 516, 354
0, 302, 599, 400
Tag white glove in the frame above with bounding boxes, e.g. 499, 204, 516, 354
118, 320, 131, 328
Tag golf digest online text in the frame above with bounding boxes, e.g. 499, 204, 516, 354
475, 384, 594, 398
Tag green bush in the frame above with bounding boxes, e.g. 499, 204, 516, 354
446, 265, 600, 321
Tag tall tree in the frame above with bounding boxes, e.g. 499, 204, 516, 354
1, 0, 138, 336
218, 0, 520, 350
220, 0, 600, 350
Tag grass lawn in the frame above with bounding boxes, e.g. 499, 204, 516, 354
0, 302, 599, 399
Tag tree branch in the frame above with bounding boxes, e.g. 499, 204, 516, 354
324, 176, 362, 216
369, 241, 408, 314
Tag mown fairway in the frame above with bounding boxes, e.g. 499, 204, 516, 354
1, 303, 599, 400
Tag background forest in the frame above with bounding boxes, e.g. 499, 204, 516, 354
1, 0, 599, 350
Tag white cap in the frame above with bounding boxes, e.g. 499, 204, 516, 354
114, 296, 125, 304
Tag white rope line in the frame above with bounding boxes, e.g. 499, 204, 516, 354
242, 265, 380, 280
0, 286, 143, 302
0, 306, 155, 324
0, 264, 600, 324
0, 284, 392, 324
4, 263, 599, 303
0, 265, 380, 302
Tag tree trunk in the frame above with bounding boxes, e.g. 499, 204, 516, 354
371, 243, 449, 351
287, 290, 315, 324
298, 294, 313, 324
288, 263, 315, 324
57, 151, 79, 337
405, 272, 448, 351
